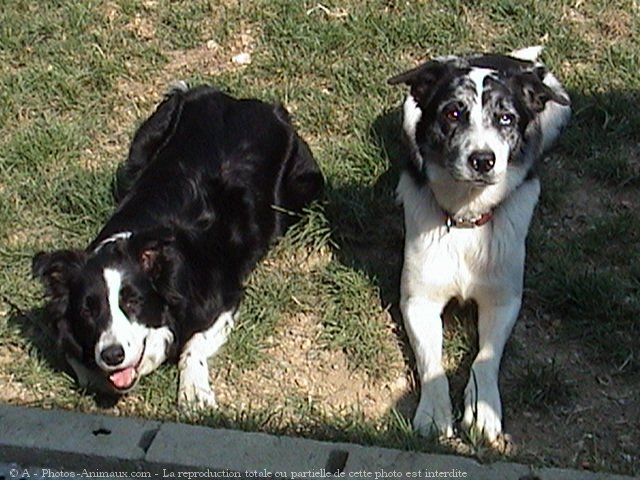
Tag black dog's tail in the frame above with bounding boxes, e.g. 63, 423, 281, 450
273, 103, 325, 215
114, 82, 190, 201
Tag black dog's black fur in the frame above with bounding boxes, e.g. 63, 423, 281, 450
33, 85, 323, 397
99, 85, 324, 344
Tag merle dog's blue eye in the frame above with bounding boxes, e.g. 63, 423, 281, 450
497, 113, 515, 126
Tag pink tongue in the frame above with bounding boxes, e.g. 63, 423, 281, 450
109, 367, 136, 389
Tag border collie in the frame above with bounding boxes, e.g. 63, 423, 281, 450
32, 84, 324, 408
388, 47, 570, 441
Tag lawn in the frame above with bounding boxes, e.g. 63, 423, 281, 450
0, 0, 638, 475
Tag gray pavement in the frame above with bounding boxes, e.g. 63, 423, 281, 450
0, 405, 635, 480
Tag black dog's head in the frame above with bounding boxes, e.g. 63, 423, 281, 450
32, 231, 176, 394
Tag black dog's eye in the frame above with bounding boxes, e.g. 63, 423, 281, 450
120, 286, 140, 312
497, 113, 516, 127
78, 295, 102, 322
80, 295, 101, 319
442, 103, 463, 122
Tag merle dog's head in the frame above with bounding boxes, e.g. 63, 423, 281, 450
32, 230, 176, 394
389, 51, 570, 192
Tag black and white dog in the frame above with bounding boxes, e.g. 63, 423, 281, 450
388, 47, 570, 441
32, 84, 324, 408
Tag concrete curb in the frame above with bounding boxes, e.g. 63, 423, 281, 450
0, 405, 634, 480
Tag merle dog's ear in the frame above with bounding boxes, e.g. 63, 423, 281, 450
32, 250, 86, 317
129, 227, 176, 278
387, 60, 449, 102
511, 71, 570, 113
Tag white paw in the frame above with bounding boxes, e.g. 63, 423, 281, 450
178, 358, 216, 410
413, 376, 454, 438
462, 368, 502, 442
178, 380, 217, 410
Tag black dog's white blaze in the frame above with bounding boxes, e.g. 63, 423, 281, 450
96, 267, 173, 390
33, 85, 324, 407
390, 47, 570, 441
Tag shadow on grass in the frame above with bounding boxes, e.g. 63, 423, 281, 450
5, 296, 122, 409
324, 106, 404, 308
528, 88, 640, 372
557, 89, 640, 188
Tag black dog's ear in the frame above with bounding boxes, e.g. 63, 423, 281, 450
128, 227, 176, 279
387, 60, 450, 103
32, 250, 86, 318
57, 318, 83, 360
511, 71, 570, 113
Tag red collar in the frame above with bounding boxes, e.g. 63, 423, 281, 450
444, 211, 493, 232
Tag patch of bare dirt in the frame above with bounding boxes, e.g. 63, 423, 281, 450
2, 224, 61, 250
0, 372, 39, 405
596, 10, 633, 42
503, 308, 640, 472
0, 347, 39, 405
125, 12, 156, 40
211, 312, 411, 425
115, 24, 256, 110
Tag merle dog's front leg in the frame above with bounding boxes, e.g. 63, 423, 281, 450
462, 296, 521, 442
401, 294, 453, 438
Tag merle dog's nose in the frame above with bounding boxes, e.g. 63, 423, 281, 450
468, 151, 496, 173
100, 344, 125, 366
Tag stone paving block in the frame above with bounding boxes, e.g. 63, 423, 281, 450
145, 421, 345, 476
535, 467, 635, 480
342, 443, 637, 480
342, 444, 531, 480
0, 404, 160, 471
1, 405, 636, 480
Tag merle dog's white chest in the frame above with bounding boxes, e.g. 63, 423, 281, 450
398, 172, 540, 302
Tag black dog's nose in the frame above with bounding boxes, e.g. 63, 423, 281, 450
100, 344, 125, 366
468, 151, 496, 173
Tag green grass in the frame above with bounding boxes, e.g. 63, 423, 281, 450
316, 262, 394, 378
528, 210, 640, 370
1, 0, 639, 476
